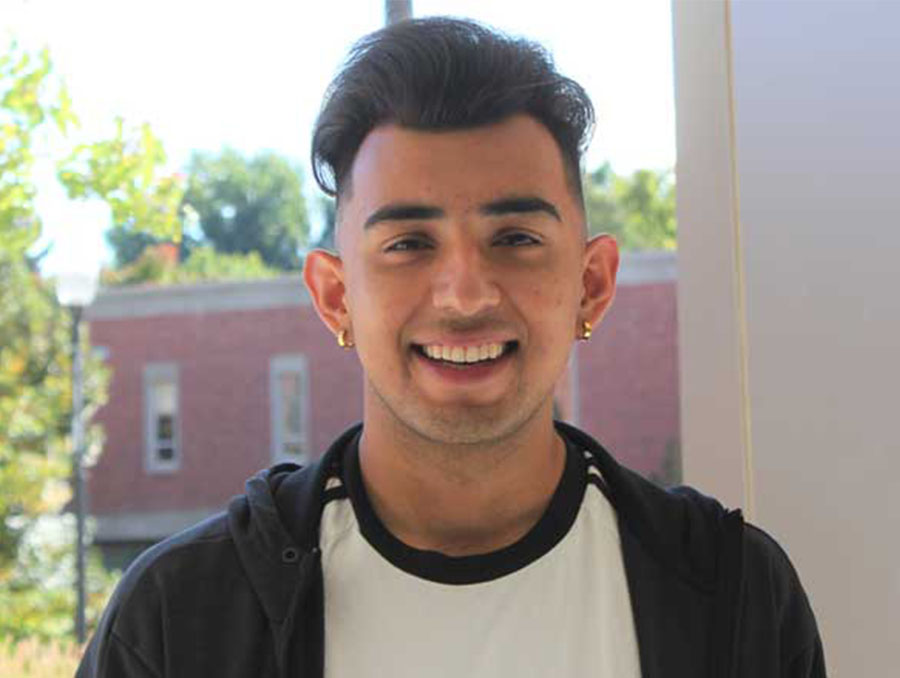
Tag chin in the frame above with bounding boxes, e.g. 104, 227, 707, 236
403, 401, 545, 447
367, 377, 552, 447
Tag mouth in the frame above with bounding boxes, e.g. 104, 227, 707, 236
412, 340, 519, 367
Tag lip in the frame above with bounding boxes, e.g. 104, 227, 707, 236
410, 336, 517, 348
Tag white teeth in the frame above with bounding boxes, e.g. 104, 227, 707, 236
421, 342, 509, 364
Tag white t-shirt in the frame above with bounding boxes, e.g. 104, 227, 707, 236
319, 436, 642, 678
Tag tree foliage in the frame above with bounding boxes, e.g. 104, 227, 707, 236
181, 148, 308, 270
103, 148, 309, 279
584, 164, 677, 251
1, 43, 114, 641
58, 118, 185, 243
2, 42, 76, 571
101, 244, 279, 287
105, 226, 166, 269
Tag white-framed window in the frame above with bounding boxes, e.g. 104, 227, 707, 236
143, 362, 180, 473
269, 354, 310, 465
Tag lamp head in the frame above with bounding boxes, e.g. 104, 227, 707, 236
55, 273, 98, 309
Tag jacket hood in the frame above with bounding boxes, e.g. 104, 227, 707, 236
226, 426, 359, 624
225, 427, 362, 677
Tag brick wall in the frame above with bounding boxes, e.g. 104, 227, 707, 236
576, 281, 680, 481
88, 303, 363, 517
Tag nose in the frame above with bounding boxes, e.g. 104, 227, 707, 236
431, 240, 501, 317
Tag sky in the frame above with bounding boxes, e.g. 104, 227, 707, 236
5, 0, 676, 277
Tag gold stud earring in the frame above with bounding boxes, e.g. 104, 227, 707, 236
337, 329, 354, 349
579, 320, 592, 341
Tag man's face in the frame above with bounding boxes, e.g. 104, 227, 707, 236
310, 114, 616, 445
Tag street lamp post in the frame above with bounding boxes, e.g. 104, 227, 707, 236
385, 0, 412, 25
56, 273, 98, 644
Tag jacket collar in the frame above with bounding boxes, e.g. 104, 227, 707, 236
226, 425, 360, 623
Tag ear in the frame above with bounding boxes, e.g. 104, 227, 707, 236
303, 249, 350, 337
579, 234, 619, 331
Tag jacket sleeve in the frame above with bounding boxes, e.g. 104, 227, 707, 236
740, 524, 827, 678
76, 630, 162, 678
74, 554, 167, 678
786, 638, 827, 678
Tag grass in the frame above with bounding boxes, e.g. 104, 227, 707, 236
0, 636, 82, 677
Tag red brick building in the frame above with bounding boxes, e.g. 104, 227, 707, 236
85, 252, 678, 566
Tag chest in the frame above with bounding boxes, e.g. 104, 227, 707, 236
320, 498, 642, 678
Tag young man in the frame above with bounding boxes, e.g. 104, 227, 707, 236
78, 18, 825, 678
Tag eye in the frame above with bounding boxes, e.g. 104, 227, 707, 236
493, 231, 541, 247
384, 235, 433, 253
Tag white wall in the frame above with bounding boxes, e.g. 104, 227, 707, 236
673, 1, 900, 675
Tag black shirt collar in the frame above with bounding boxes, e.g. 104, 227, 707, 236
341, 431, 587, 585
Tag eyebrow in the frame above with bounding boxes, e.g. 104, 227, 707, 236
361, 195, 561, 230
480, 196, 561, 221
363, 204, 445, 229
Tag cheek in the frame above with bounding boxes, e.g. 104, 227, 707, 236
522, 270, 581, 354
350, 270, 419, 338
519, 282, 567, 351
525, 269, 577, 312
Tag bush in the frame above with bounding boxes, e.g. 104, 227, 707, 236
0, 636, 81, 677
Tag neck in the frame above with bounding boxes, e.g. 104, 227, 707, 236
357, 397, 566, 557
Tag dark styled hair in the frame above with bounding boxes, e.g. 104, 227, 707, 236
311, 17, 595, 205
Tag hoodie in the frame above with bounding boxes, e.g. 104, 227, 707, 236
76, 423, 826, 677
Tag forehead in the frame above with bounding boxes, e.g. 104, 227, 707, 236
342, 115, 575, 218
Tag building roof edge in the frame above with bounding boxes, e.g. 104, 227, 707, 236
87, 275, 310, 320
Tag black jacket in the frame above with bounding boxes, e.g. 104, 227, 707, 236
77, 423, 826, 677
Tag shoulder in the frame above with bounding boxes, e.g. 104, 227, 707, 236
77, 431, 358, 678
742, 523, 821, 633
115, 510, 235, 605
743, 523, 804, 586
737, 524, 826, 675
78, 512, 240, 677
647, 489, 824, 674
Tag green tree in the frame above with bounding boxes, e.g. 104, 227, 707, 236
584, 163, 677, 251
58, 117, 185, 244
57, 113, 288, 288
0, 44, 113, 640
181, 148, 309, 270
105, 226, 169, 269
103, 203, 200, 270
101, 244, 280, 287
176, 245, 278, 282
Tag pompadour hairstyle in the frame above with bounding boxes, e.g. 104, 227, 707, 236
311, 17, 595, 204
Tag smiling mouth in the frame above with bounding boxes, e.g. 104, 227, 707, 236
413, 341, 519, 366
